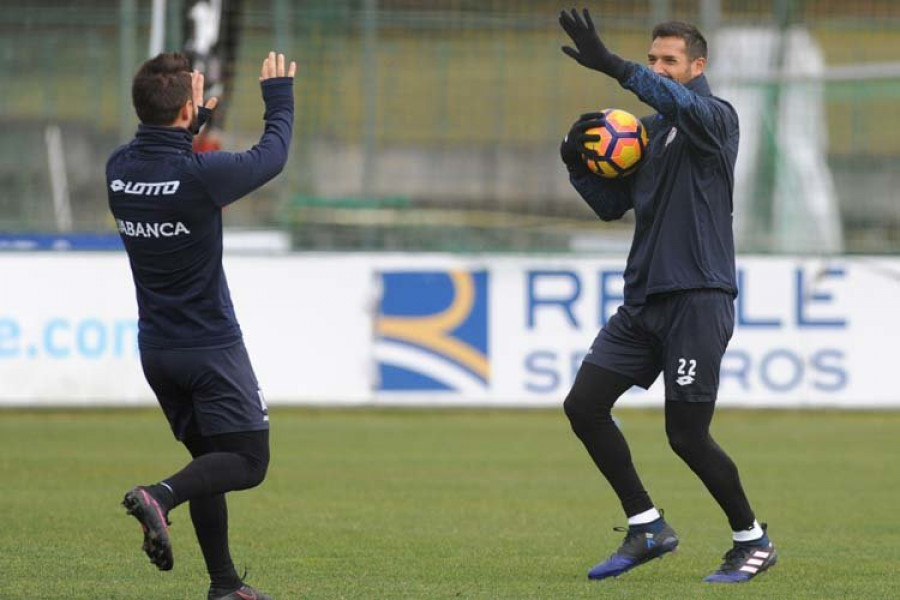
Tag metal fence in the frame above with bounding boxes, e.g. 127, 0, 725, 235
1, 0, 898, 253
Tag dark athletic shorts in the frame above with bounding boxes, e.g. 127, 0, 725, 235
140, 340, 270, 440
583, 289, 735, 402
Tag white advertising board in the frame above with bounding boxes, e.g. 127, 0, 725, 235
480, 256, 895, 408
0, 254, 372, 405
0, 253, 896, 408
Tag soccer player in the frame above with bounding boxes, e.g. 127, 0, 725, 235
108, 50, 295, 600
557, 9, 777, 584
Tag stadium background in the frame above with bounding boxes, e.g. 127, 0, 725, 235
2, 0, 898, 254
2, 3, 899, 599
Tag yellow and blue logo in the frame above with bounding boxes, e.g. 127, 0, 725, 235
375, 270, 489, 392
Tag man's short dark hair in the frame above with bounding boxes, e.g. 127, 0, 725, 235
652, 21, 708, 61
132, 53, 193, 126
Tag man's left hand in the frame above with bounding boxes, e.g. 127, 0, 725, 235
559, 8, 628, 80
191, 70, 219, 114
190, 70, 219, 135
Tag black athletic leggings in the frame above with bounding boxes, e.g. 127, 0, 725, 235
564, 362, 755, 530
165, 430, 270, 592
173, 429, 270, 502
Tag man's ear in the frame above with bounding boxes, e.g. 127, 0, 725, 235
169, 99, 192, 128
692, 56, 707, 77
180, 99, 193, 123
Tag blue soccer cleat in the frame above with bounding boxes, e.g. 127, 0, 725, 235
704, 526, 777, 583
587, 520, 679, 580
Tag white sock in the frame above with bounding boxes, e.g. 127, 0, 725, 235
733, 520, 764, 543
628, 508, 662, 526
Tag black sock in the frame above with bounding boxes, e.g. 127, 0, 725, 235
190, 494, 242, 594
144, 483, 176, 513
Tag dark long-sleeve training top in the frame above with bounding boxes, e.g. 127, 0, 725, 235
571, 65, 739, 305
107, 77, 294, 349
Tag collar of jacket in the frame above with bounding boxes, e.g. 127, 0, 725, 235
132, 124, 193, 153
686, 73, 712, 96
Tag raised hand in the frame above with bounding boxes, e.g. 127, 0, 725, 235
259, 51, 297, 82
559, 8, 628, 80
189, 70, 218, 134
191, 70, 218, 112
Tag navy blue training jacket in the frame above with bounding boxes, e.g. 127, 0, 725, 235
107, 77, 294, 350
571, 65, 739, 305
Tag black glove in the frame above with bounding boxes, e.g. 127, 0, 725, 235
191, 106, 214, 135
559, 8, 629, 81
560, 112, 607, 175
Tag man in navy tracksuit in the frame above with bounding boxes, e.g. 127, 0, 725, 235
558, 10, 777, 584
109, 51, 295, 600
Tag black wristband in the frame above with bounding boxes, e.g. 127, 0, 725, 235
190, 106, 214, 135
604, 54, 631, 82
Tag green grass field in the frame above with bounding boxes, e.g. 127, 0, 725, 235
2, 408, 898, 599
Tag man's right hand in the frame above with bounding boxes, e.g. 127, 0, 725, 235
259, 51, 297, 82
560, 112, 607, 173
